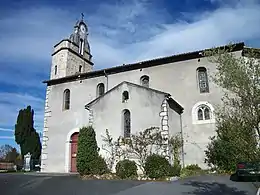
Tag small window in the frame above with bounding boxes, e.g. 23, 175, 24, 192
197, 105, 211, 120
140, 75, 149, 87
123, 109, 131, 138
122, 91, 129, 103
54, 65, 57, 75
79, 65, 82, 73
63, 89, 70, 110
197, 67, 209, 93
79, 39, 84, 55
97, 83, 105, 97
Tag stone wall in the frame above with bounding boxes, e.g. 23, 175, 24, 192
66, 51, 93, 76
159, 98, 170, 161
41, 86, 52, 171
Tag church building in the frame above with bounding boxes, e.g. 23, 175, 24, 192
40, 17, 255, 173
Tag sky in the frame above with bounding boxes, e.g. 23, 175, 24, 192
0, 0, 260, 150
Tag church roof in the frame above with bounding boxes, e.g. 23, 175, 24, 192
85, 81, 184, 114
43, 42, 248, 85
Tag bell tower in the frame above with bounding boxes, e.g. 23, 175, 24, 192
50, 13, 93, 80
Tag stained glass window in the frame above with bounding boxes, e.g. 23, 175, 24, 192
123, 110, 131, 138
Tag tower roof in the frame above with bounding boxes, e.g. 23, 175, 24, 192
69, 13, 90, 53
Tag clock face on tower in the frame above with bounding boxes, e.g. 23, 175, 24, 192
80, 25, 86, 33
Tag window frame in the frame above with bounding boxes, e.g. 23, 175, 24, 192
122, 91, 129, 103
197, 67, 209, 93
140, 75, 150, 88
191, 101, 215, 124
96, 83, 105, 97
122, 109, 131, 138
63, 89, 71, 110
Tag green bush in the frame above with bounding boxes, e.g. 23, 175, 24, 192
180, 164, 206, 178
115, 159, 137, 179
144, 154, 171, 179
180, 168, 207, 178
168, 164, 181, 177
90, 155, 109, 175
77, 126, 108, 175
185, 164, 202, 171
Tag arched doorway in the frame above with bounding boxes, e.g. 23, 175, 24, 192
70, 132, 79, 172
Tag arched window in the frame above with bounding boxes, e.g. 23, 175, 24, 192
192, 101, 215, 124
63, 89, 70, 110
123, 109, 131, 138
122, 91, 129, 103
197, 105, 211, 121
140, 75, 149, 87
197, 67, 209, 93
97, 83, 105, 97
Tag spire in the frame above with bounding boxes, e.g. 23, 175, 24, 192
69, 13, 91, 55
81, 13, 84, 21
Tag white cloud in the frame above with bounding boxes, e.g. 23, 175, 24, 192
0, 0, 260, 133
1, 0, 260, 70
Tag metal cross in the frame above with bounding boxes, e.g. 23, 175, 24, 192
81, 13, 84, 20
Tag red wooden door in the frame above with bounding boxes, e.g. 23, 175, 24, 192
70, 133, 79, 172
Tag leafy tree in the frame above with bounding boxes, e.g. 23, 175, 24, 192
0, 144, 20, 163
0, 144, 13, 161
204, 45, 260, 171
14, 106, 41, 160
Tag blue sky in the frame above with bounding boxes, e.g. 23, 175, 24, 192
0, 0, 260, 150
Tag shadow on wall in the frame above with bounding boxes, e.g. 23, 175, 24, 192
182, 181, 248, 195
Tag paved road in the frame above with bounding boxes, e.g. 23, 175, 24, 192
0, 173, 258, 195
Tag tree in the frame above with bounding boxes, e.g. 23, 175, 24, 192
14, 106, 41, 160
204, 44, 260, 171
77, 126, 108, 175
0, 144, 13, 161
0, 144, 20, 163
101, 129, 127, 171
26, 131, 42, 160
102, 127, 167, 172
5, 147, 20, 163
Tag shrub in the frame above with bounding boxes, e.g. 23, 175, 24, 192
144, 154, 171, 179
180, 164, 206, 178
185, 164, 201, 171
77, 126, 100, 175
90, 155, 109, 175
168, 164, 181, 177
115, 159, 137, 179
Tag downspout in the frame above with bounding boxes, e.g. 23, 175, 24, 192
180, 112, 185, 168
104, 70, 108, 92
